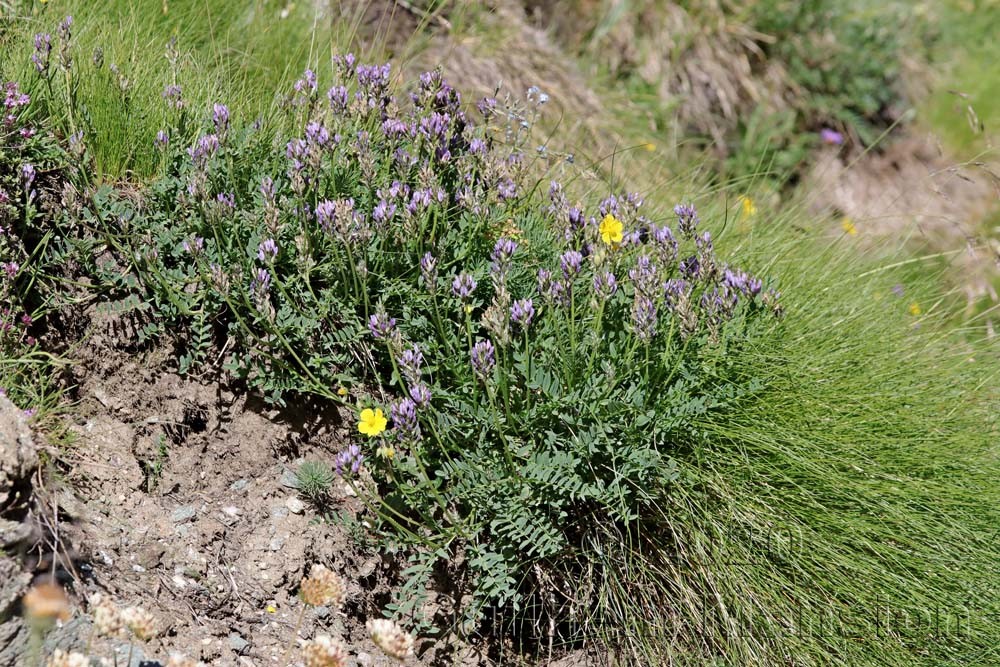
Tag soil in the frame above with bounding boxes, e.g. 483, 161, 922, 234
4, 302, 508, 667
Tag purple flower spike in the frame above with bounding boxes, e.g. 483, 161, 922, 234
368, 309, 397, 340
409, 383, 432, 407
631, 295, 658, 342
490, 238, 518, 279
257, 238, 278, 262
391, 397, 420, 439
399, 345, 424, 382
471, 339, 496, 380
560, 250, 583, 280
510, 298, 535, 331
674, 204, 699, 238
334, 444, 364, 476
212, 103, 229, 133
452, 272, 477, 301
420, 252, 438, 292
593, 271, 618, 300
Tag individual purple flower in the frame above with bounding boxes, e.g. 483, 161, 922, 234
510, 298, 535, 331
391, 397, 420, 439
820, 128, 844, 145
257, 238, 278, 262
593, 271, 618, 300
212, 103, 229, 133
334, 444, 364, 476
368, 309, 397, 340
399, 345, 424, 382
490, 238, 518, 279
560, 250, 583, 280
674, 204, 699, 238
420, 252, 438, 292
891, 284, 905, 298
409, 383, 432, 408
216, 192, 236, 209
452, 272, 477, 301
154, 130, 169, 149
3, 261, 20, 278
631, 295, 657, 342
471, 339, 496, 380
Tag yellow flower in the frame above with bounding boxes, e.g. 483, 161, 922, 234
266, 604, 277, 614
336, 386, 348, 397
908, 302, 922, 316
358, 408, 387, 437
841, 217, 858, 236
377, 444, 395, 459
741, 196, 757, 218
599, 214, 624, 245
643, 142, 655, 152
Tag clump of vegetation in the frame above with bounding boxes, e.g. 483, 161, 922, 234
2, 5, 999, 667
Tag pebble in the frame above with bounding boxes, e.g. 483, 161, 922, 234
228, 632, 250, 653
170, 505, 197, 523
279, 469, 300, 488
230, 479, 249, 492
285, 497, 304, 514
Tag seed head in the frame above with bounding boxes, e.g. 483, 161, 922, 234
300, 564, 345, 609
90, 593, 124, 638
45, 650, 90, 667
22, 582, 71, 623
302, 635, 348, 667
367, 618, 415, 662
121, 605, 157, 641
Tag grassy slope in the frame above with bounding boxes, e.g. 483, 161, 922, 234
2, 1, 999, 665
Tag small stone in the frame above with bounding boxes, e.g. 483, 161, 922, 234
230, 479, 249, 492
228, 633, 249, 653
279, 469, 300, 488
171, 505, 197, 523
356, 651, 374, 666
284, 497, 304, 514
268, 536, 286, 552
313, 605, 330, 619
137, 544, 166, 569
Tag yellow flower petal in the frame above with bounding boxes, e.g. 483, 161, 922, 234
599, 214, 624, 245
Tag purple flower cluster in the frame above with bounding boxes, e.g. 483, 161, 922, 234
510, 298, 535, 331
334, 444, 364, 476
368, 308, 397, 340
471, 339, 496, 380
452, 272, 477, 302
391, 397, 420, 440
